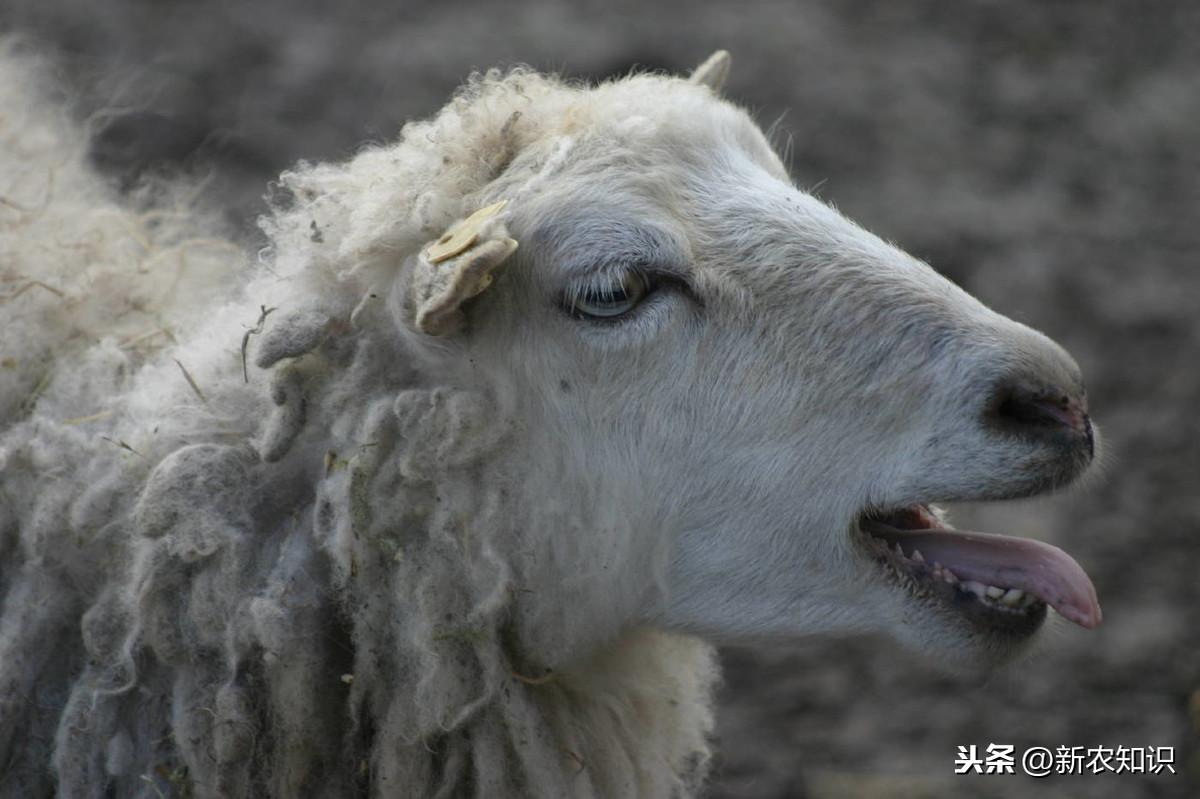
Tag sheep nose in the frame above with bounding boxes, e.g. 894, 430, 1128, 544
988, 381, 1095, 458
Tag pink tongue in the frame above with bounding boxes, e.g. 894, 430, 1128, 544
867, 524, 1102, 629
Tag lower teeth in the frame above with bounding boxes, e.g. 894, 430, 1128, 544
961, 580, 1035, 610
870, 536, 1039, 611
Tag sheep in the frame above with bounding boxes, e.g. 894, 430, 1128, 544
0, 45, 1102, 798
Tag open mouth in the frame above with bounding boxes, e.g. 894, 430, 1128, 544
857, 505, 1102, 634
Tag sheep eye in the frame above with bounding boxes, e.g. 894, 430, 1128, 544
568, 272, 650, 319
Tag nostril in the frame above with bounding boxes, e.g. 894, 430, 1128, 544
990, 384, 1091, 439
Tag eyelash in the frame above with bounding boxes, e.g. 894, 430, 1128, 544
564, 269, 654, 321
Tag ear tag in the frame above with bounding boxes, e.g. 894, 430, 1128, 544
424, 200, 509, 264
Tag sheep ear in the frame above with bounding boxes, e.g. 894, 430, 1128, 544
689, 50, 731, 92
410, 201, 518, 336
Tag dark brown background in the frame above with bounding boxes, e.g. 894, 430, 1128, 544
5, 1, 1198, 796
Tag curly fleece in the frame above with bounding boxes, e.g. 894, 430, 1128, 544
0, 45, 717, 798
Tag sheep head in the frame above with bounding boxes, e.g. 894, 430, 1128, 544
368, 55, 1101, 673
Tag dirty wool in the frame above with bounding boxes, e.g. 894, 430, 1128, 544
0, 47, 719, 798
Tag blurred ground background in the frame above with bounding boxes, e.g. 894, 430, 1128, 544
3, 1, 1197, 796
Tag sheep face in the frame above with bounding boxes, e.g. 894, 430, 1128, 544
411, 77, 1098, 673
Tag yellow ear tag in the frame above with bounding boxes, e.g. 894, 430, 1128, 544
424, 200, 510, 264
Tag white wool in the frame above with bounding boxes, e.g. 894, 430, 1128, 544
0, 46, 716, 798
